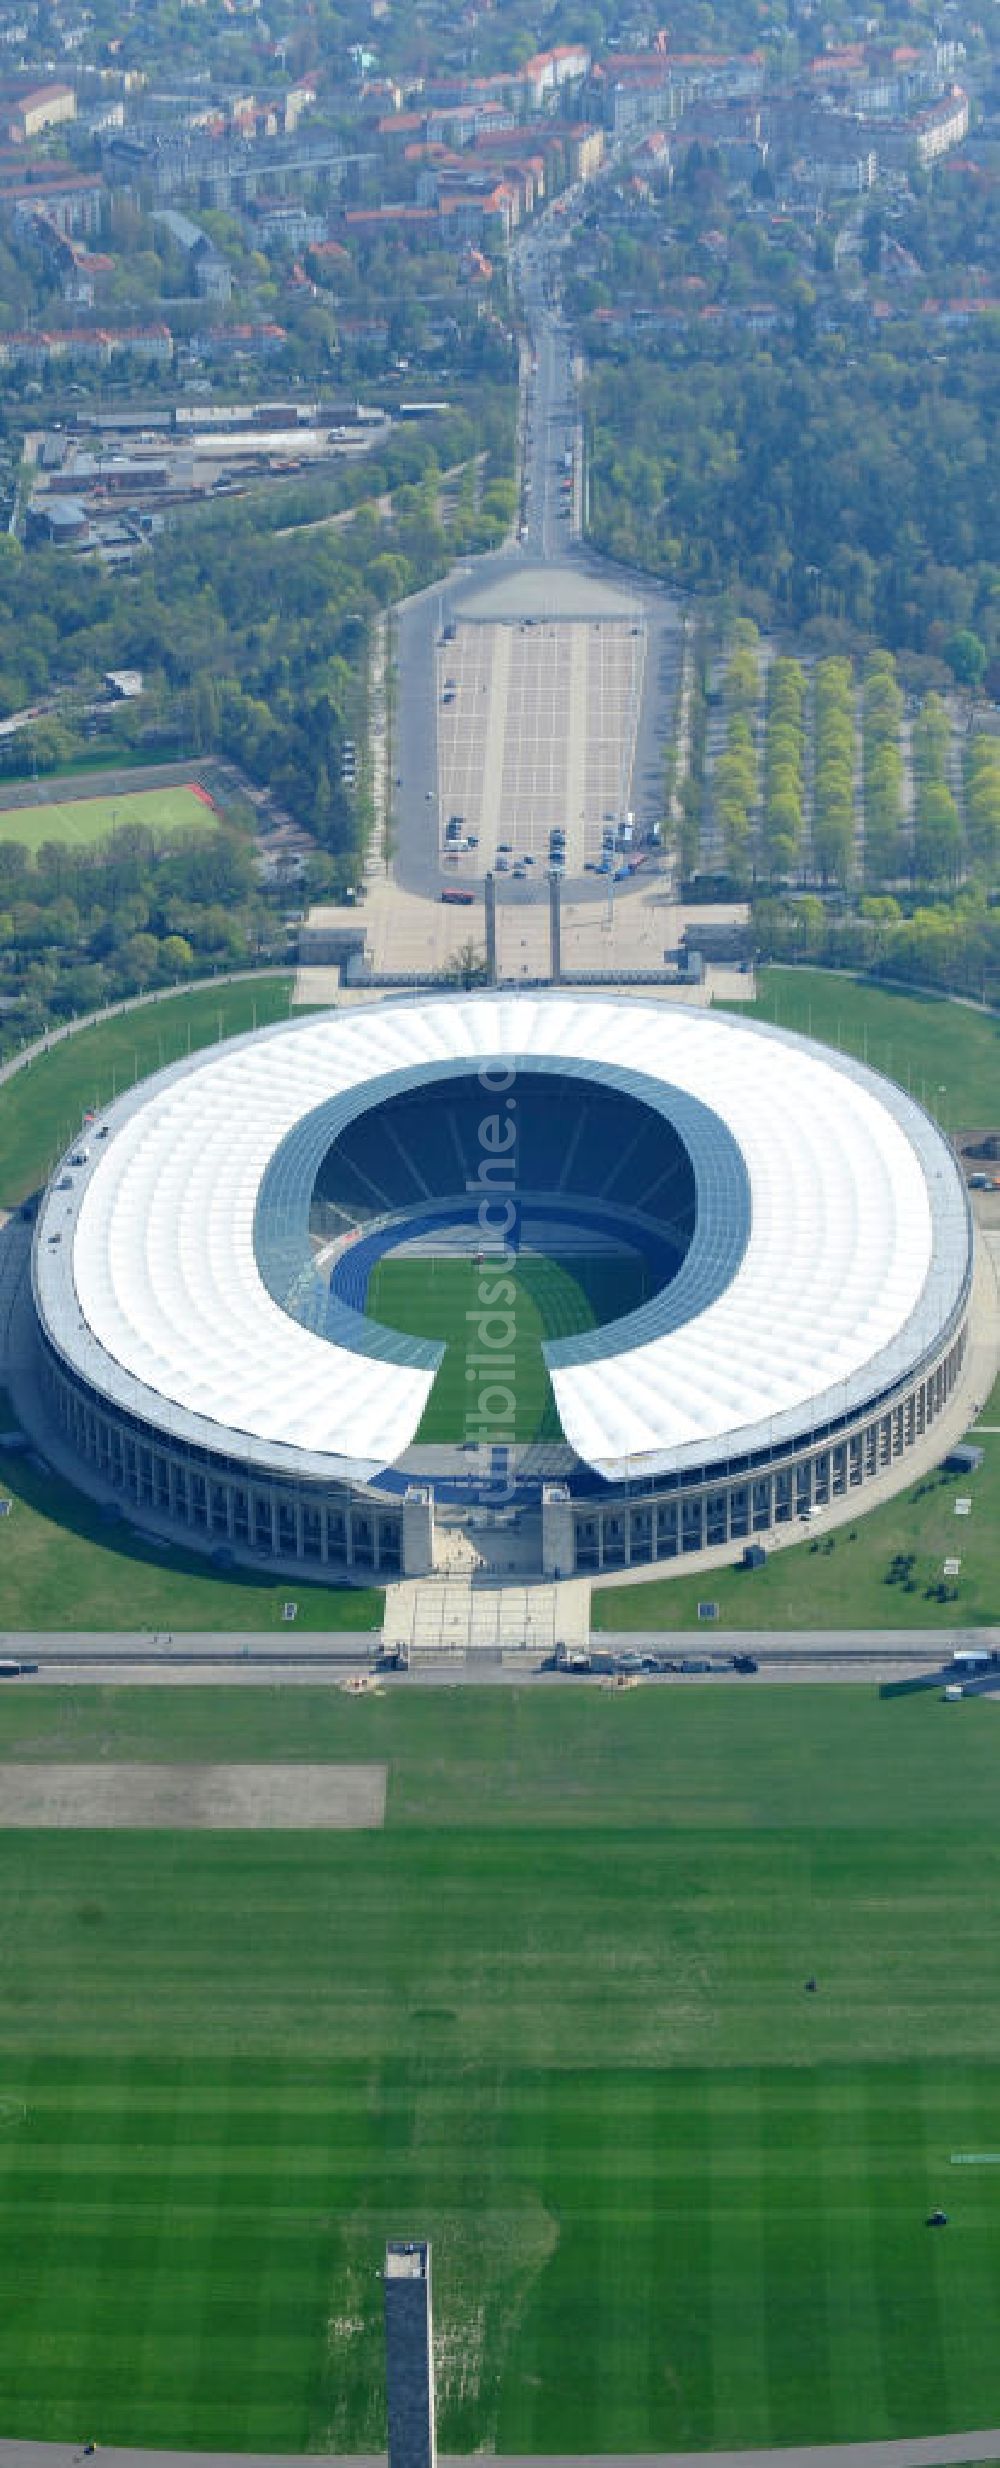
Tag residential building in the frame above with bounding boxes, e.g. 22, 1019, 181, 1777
1, 79, 76, 141
3, 168, 105, 235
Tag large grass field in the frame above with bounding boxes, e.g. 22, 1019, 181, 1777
3, 1688, 1000, 2449
0, 783, 219, 855
741, 968, 1000, 1130
0, 975, 295, 1203
368, 1253, 650, 1443
594, 1438, 1000, 1632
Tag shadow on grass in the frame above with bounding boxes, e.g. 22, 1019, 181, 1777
0, 1424, 382, 1624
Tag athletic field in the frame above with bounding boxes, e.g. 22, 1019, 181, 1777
0, 782, 218, 853
366, 1253, 651, 1443
2, 1687, 1000, 2452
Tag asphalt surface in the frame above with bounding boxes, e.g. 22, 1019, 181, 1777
0, 1630, 993, 1690
3, 2438, 1000, 2468
391, 203, 680, 903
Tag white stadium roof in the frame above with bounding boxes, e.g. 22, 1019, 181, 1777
34, 994, 970, 1484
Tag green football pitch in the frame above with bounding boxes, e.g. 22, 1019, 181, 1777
0, 783, 218, 854
3, 1687, 1000, 2452
366, 1253, 651, 1442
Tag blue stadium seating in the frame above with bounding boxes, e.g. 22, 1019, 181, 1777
314, 1072, 696, 1252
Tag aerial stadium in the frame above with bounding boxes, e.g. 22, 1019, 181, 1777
31, 991, 974, 1584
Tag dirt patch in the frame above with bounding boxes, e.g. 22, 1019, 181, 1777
0, 1761, 387, 1829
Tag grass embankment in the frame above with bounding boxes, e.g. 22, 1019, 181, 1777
0, 975, 295, 1204
741, 966, 1000, 1128
0, 1435, 381, 1629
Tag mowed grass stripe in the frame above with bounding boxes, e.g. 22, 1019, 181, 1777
865, 2067, 952, 2438
6, 2052, 1000, 2446
762, 2071, 836, 2445
917, 2065, 1000, 2445
0, 2078, 339, 2446
815, 2068, 885, 2443
706, 2072, 770, 2446
3, 1701, 1000, 2443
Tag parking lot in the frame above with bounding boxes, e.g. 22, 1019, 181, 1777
436, 615, 646, 877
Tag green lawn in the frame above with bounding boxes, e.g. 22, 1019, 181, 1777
740, 968, 1000, 1130
0, 783, 219, 854
0, 1427, 381, 1630
594, 1441, 1000, 1631
974, 1369, 1000, 1427
0, 975, 294, 1204
367, 1253, 650, 1443
3, 1690, 1000, 2447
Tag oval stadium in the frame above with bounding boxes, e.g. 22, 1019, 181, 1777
30, 992, 975, 1586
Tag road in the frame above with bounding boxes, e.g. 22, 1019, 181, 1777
515, 225, 581, 561
390, 191, 680, 903
0, 1630, 992, 1689
4, 2437, 1000, 2468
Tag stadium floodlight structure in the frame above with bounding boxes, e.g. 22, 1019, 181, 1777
31, 993, 974, 1582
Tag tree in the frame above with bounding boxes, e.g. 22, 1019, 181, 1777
439, 940, 488, 990
944, 629, 987, 693
913, 782, 962, 886
160, 933, 195, 976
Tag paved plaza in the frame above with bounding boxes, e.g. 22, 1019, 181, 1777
437, 614, 645, 875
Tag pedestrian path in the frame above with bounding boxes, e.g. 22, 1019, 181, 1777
3, 2430, 1000, 2468
383, 1574, 590, 1664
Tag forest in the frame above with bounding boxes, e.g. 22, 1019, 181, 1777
588, 327, 997, 673
0, 819, 287, 1050
0, 388, 516, 848
0, 389, 517, 1048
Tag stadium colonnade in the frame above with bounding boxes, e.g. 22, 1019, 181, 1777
30, 993, 975, 1586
